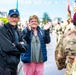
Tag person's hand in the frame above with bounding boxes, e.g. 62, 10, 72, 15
26, 21, 31, 30
43, 22, 52, 30
20, 42, 24, 44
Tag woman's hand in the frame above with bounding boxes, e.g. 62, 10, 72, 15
26, 21, 31, 30
43, 22, 52, 30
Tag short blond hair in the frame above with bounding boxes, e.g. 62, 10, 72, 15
29, 15, 39, 23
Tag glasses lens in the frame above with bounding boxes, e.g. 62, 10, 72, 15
10, 15, 19, 18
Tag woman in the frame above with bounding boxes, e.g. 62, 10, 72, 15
20, 15, 52, 75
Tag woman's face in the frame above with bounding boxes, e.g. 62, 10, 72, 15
29, 18, 38, 29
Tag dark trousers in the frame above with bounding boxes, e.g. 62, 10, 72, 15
0, 66, 17, 75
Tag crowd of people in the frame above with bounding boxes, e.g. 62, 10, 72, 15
0, 8, 76, 75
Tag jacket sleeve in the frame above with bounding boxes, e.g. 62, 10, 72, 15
15, 39, 27, 52
44, 29, 51, 44
21, 28, 31, 44
0, 28, 21, 55
55, 37, 66, 70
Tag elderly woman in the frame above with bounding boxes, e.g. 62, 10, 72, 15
20, 15, 52, 75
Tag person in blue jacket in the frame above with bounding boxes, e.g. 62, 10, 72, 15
20, 15, 52, 75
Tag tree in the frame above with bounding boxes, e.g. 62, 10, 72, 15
0, 17, 8, 24
42, 12, 52, 24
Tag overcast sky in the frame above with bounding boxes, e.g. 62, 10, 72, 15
0, 0, 74, 23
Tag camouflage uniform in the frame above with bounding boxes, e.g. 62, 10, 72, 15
64, 23, 74, 33
61, 22, 67, 34
55, 26, 76, 75
54, 24, 63, 46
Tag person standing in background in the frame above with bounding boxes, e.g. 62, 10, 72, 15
0, 20, 4, 26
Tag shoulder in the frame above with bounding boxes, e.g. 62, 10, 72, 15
22, 27, 28, 33
0, 25, 6, 31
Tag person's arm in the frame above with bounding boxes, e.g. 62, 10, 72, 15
44, 29, 50, 44
0, 27, 27, 55
55, 37, 66, 70
43, 22, 52, 44
21, 28, 31, 44
0, 28, 19, 53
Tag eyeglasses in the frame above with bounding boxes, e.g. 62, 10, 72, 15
10, 15, 19, 18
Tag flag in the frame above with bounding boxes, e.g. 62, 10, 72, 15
74, 0, 76, 13
16, 0, 18, 10
67, 0, 72, 24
